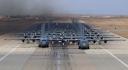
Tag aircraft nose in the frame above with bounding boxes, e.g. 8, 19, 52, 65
82, 43, 86, 46
42, 41, 46, 44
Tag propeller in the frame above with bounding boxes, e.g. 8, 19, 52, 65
72, 40, 75, 43
91, 37, 93, 39
23, 34, 28, 38
94, 32, 98, 34
33, 36, 37, 38
27, 40, 29, 44
93, 40, 96, 44
100, 36, 104, 39
104, 40, 107, 43
32, 39, 35, 42
99, 41, 101, 45
22, 39, 25, 42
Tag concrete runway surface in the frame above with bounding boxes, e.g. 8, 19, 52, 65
0, 24, 128, 70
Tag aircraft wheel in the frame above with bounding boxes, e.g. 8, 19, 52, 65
38, 45, 41, 47
79, 47, 81, 49
87, 47, 90, 49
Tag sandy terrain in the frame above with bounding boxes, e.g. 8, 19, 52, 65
80, 18, 128, 38
0, 15, 128, 38
0, 20, 35, 35
0, 18, 72, 36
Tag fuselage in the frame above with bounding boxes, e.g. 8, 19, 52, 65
78, 39, 89, 49
39, 38, 49, 47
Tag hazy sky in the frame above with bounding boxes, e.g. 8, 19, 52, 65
0, 0, 128, 15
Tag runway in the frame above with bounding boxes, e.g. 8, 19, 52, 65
0, 24, 128, 70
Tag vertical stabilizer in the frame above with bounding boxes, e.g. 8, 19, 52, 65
82, 24, 84, 39
72, 19, 74, 23
79, 23, 82, 38
41, 23, 45, 38
79, 23, 85, 39
48, 19, 52, 30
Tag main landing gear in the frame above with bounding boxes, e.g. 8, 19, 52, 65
38, 45, 49, 48
79, 47, 90, 49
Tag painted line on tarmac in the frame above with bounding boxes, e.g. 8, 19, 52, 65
100, 45, 128, 68
58, 60, 60, 64
57, 66, 61, 70
58, 51, 60, 53
0, 44, 21, 61
58, 55, 60, 58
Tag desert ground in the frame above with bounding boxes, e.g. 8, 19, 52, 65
80, 18, 128, 38
0, 15, 128, 38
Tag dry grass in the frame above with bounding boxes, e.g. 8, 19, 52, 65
80, 18, 128, 39
111, 31, 128, 38
0, 16, 128, 38
0, 21, 35, 35
0, 18, 71, 35
93, 23, 128, 30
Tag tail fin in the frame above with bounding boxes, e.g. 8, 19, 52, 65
41, 23, 45, 37
82, 24, 85, 39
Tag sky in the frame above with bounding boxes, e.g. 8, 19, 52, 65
0, 0, 128, 15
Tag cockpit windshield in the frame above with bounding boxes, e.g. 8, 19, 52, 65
82, 41, 86, 43
42, 40, 46, 41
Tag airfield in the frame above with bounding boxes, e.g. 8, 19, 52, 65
0, 16, 128, 70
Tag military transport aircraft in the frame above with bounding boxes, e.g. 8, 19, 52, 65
5, 22, 125, 49
51, 23, 125, 49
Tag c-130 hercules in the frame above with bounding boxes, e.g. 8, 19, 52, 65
5, 22, 125, 49
53, 23, 125, 49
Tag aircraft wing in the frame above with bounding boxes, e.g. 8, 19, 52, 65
61, 38, 125, 42
64, 34, 114, 36
14, 33, 41, 35
5, 38, 64, 41
84, 34, 114, 36
5, 39, 25, 40
101, 37, 120, 38
5, 38, 41, 40
9, 36, 25, 37
30, 35, 41, 37
24, 38, 41, 40
50, 39, 63, 41
63, 39, 81, 41
30, 35, 52, 37
53, 36, 120, 39
87, 39, 125, 42
9, 35, 52, 37
100, 39, 125, 41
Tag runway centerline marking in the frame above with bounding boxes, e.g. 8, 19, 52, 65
57, 66, 61, 70
58, 60, 60, 64
100, 45, 128, 68
0, 44, 21, 61
58, 55, 60, 58
58, 51, 60, 53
